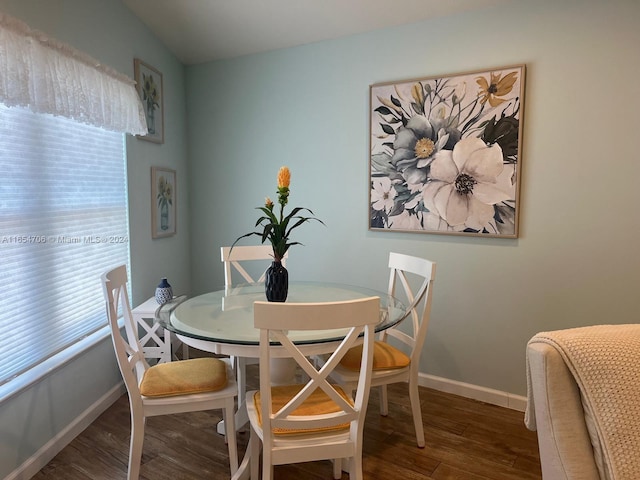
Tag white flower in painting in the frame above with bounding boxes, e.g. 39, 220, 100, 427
422, 212, 464, 232
422, 137, 511, 228
371, 176, 396, 213
389, 209, 423, 230
452, 81, 467, 105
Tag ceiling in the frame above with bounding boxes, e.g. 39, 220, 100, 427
122, 0, 511, 65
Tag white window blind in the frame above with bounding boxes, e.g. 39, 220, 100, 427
0, 104, 130, 386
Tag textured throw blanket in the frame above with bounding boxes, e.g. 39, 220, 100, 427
525, 324, 640, 480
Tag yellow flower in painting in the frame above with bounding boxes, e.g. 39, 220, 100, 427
156, 175, 172, 212
265, 197, 274, 209
414, 138, 436, 159
476, 71, 518, 107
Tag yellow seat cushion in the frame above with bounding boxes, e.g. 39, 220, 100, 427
339, 341, 410, 371
140, 357, 228, 397
254, 384, 353, 435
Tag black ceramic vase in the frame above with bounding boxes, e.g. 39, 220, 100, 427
265, 261, 288, 302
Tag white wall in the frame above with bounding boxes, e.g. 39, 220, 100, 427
0, 0, 189, 477
186, 0, 640, 397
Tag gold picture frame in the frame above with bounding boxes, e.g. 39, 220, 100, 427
151, 167, 176, 238
134, 58, 164, 144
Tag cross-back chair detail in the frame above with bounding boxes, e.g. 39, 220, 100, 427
221, 245, 287, 286
101, 265, 238, 479
382, 251, 435, 371
328, 252, 436, 448
245, 297, 380, 480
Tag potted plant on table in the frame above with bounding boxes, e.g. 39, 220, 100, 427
232, 166, 324, 302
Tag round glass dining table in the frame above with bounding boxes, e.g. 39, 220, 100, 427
155, 281, 407, 359
155, 281, 408, 465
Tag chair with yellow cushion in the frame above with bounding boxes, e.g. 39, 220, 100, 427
327, 252, 436, 448
245, 297, 380, 480
101, 265, 238, 480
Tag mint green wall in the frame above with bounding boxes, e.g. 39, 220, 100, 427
186, 0, 640, 397
2, 0, 639, 477
0, 0, 189, 477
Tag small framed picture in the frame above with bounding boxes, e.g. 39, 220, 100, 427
151, 167, 176, 238
134, 58, 164, 144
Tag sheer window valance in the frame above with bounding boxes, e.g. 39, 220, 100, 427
0, 12, 147, 134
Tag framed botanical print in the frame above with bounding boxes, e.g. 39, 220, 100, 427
134, 58, 164, 144
369, 65, 525, 238
151, 167, 176, 238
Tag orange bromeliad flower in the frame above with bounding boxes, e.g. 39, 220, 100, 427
232, 166, 324, 262
476, 71, 518, 107
276, 166, 290, 207
277, 166, 291, 188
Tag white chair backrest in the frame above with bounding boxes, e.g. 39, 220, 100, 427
220, 245, 288, 286
385, 252, 436, 365
254, 297, 379, 436
101, 265, 148, 395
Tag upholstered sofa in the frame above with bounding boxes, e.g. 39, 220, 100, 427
525, 325, 640, 480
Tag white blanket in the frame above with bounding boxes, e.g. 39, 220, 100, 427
525, 324, 640, 480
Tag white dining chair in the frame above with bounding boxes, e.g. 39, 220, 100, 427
220, 245, 289, 405
101, 265, 238, 479
326, 252, 436, 448
221, 244, 287, 286
244, 297, 380, 480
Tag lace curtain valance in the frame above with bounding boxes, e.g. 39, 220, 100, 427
0, 12, 147, 135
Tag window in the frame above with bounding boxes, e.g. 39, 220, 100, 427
0, 104, 130, 387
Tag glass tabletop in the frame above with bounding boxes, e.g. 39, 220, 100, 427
156, 281, 407, 346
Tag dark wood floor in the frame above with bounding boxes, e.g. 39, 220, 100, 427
33, 364, 541, 480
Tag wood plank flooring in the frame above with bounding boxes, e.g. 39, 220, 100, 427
33, 364, 541, 479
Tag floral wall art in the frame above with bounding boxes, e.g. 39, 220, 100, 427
134, 58, 164, 143
151, 167, 176, 238
370, 65, 525, 237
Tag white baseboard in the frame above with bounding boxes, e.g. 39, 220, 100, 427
419, 373, 528, 412
6, 382, 125, 480
7, 375, 526, 480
